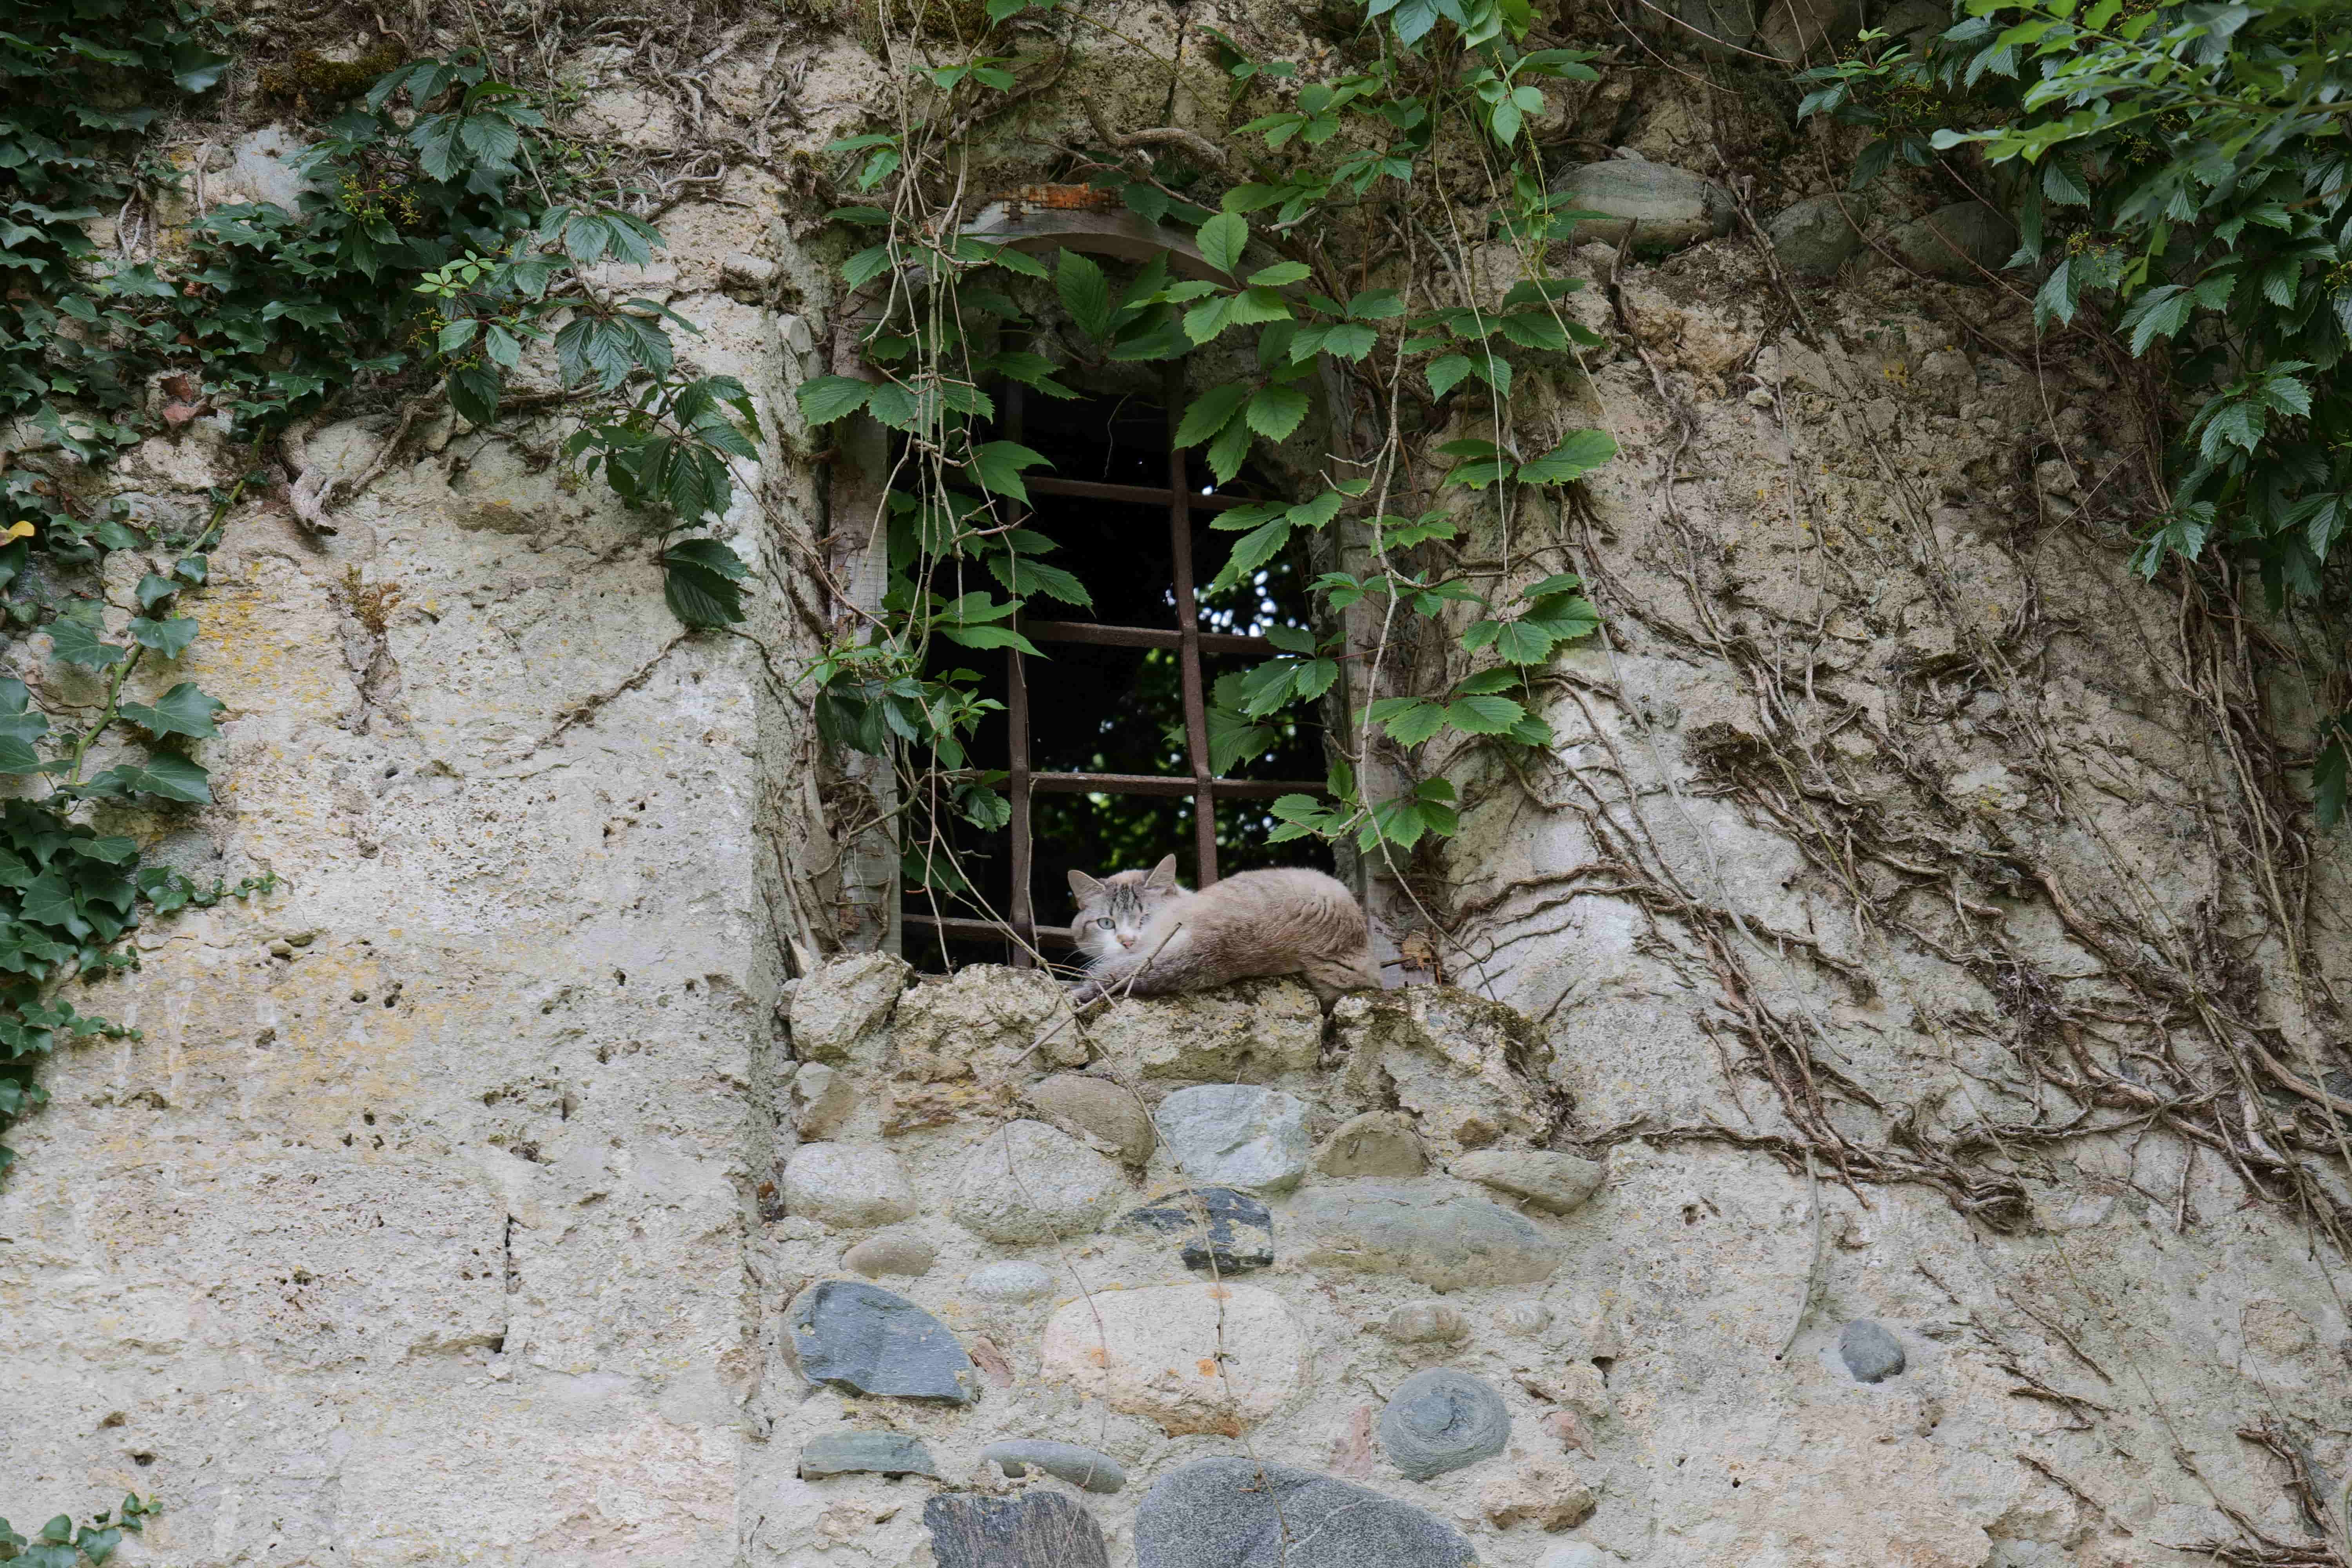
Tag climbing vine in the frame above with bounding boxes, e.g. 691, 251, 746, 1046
1797, 0, 2352, 816
797, 0, 1619, 919
3, 9, 763, 1179
0, 1495, 161, 1567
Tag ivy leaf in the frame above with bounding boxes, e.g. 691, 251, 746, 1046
47, 618, 127, 670
1056, 250, 1113, 339
967, 440, 1052, 503
131, 616, 198, 658
88, 753, 212, 805
1246, 385, 1310, 441
136, 574, 180, 611
118, 682, 223, 739
1196, 211, 1249, 276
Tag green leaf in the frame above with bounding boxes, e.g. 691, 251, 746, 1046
796, 376, 872, 424
1210, 517, 1294, 592
1515, 428, 1617, 484
940, 625, 1043, 654
1246, 385, 1310, 441
968, 441, 1052, 502
1446, 693, 1525, 733
1426, 355, 1474, 398
1056, 249, 1114, 339
659, 541, 749, 628
131, 617, 198, 658
47, 618, 127, 670
990, 552, 1094, 610
1196, 211, 1249, 276
94, 753, 213, 804
1368, 696, 1446, 746
1247, 261, 1312, 287
118, 682, 223, 739
136, 574, 180, 611
1174, 384, 1250, 448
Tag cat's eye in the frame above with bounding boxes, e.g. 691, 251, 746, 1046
1096, 918, 1115, 929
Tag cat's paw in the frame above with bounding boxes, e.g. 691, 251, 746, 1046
1066, 977, 1106, 1006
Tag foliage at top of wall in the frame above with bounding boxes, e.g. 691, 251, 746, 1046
798, 0, 1618, 905
1797, 0, 2352, 816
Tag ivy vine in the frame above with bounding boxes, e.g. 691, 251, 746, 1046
3, 8, 764, 1188
797, 0, 1621, 914
0, 1495, 160, 1567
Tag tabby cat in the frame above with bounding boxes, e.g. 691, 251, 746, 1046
1065, 855, 1381, 1007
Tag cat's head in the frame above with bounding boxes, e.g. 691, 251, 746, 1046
1067, 854, 1184, 963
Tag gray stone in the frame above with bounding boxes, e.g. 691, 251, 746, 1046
1767, 193, 1870, 278
982, 1440, 1127, 1493
1380, 1301, 1470, 1344
1027, 1074, 1155, 1164
791, 951, 910, 1064
1136, 1457, 1477, 1568
926, 1492, 1109, 1568
1839, 1318, 1907, 1383
950, 1120, 1127, 1244
1380, 1368, 1511, 1481
788, 1061, 855, 1139
788, 1280, 978, 1403
1155, 1085, 1310, 1193
1755, 0, 1863, 61
1668, 0, 1759, 56
1333, 989, 1552, 1161
1552, 159, 1735, 252
227, 126, 314, 210
1315, 1111, 1427, 1178
1543, 1544, 1616, 1568
798, 1429, 939, 1479
1877, 0, 1949, 48
1090, 976, 1323, 1082
1450, 1149, 1607, 1216
965, 1260, 1056, 1301
784, 1142, 915, 1228
843, 1232, 937, 1278
1120, 1187, 1274, 1274
1293, 1183, 1563, 1292
1883, 200, 2017, 282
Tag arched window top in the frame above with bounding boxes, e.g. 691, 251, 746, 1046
961, 187, 1226, 281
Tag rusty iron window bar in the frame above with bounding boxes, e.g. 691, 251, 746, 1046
901, 362, 1325, 965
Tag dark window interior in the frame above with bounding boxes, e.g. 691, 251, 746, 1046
902, 386, 1336, 976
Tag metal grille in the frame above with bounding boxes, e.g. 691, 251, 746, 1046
901, 363, 1324, 967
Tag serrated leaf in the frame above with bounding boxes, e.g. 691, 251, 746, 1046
1056, 249, 1113, 339
1174, 384, 1250, 448
1446, 693, 1524, 733
1246, 385, 1310, 441
796, 376, 872, 423
940, 625, 1043, 654
1197, 211, 1249, 276
968, 440, 1051, 502
1515, 428, 1617, 484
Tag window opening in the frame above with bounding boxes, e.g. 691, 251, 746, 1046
900, 362, 1332, 973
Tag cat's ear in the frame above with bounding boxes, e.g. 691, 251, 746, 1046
1067, 869, 1106, 903
1145, 854, 1180, 891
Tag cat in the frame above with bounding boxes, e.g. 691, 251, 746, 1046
1063, 854, 1382, 1007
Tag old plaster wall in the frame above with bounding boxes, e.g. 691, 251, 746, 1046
2, 0, 2348, 1566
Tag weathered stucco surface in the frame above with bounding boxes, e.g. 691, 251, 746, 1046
3, 0, 2347, 1565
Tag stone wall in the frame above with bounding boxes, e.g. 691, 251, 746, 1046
2, 0, 2348, 1564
